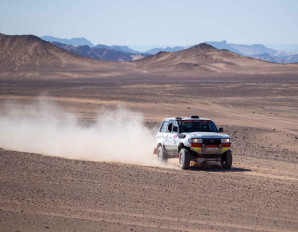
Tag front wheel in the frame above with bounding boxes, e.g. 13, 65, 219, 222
179, 148, 190, 170
221, 150, 232, 169
157, 146, 168, 163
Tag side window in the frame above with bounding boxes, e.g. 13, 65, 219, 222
210, 121, 218, 132
166, 120, 175, 133
172, 121, 178, 133
159, 121, 168, 132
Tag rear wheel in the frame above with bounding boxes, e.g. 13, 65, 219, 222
157, 146, 168, 163
179, 148, 190, 170
221, 150, 232, 169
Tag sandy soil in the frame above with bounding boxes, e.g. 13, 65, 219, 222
1, 138, 297, 232
0, 74, 297, 231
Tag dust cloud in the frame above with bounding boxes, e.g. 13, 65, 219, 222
0, 100, 161, 166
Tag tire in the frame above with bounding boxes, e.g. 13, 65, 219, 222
157, 146, 168, 163
221, 150, 232, 169
179, 148, 191, 170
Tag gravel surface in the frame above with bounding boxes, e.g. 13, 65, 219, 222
1, 125, 297, 232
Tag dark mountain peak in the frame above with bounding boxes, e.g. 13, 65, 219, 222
0, 34, 54, 49
95, 44, 110, 49
192, 43, 216, 50
0, 33, 38, 40
156, 51, 167, 55
110, 45, 140, 54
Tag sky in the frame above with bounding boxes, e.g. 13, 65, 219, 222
0, 0, 298, 51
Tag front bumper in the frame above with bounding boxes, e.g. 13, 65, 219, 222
190, 143, 231, 155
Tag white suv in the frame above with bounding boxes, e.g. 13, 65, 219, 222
153, 116, 233, 170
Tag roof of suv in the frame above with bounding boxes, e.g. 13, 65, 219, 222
163, 117, 211, 121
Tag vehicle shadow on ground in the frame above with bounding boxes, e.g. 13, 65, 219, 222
188, 162, 252, 172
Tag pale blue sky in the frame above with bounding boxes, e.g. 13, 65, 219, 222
0, 0, 297, 50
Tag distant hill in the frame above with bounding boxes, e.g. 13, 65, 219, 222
280, 54, 298, 63
53, 42, 148, 61
40, 36, 147, 59
135, 43, 298, 74
250, 53, 276, 63
109, 45, 141, 54
144, 42, 298, 63
41, 36, 94, 47
206, 40, 298, 63
41, 36, 142, 55
265, 43, 298, 53
94, 44, 111, 49
95, 44, 141, 54
230, 43, 277, 56
0, 33, 134, 77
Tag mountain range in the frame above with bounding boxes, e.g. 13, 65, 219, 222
2, 33, 298, 79
52, 42, 149, 61
41, 36, 146, 61
40, 36, 298, 63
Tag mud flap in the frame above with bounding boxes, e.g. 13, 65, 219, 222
153, 148, 157, 154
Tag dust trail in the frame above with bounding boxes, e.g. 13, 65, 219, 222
0, 99, 165, 167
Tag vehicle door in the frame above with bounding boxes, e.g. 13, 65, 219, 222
170, 121, 180, 154
164, 120, 175, 153
156, 120, 167, 145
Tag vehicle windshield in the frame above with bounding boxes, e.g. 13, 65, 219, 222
178, 120, 218, 133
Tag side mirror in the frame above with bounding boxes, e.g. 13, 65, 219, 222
219, 127, 224, 133
173, 126, 178, 133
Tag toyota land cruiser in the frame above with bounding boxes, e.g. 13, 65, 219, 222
153, 116, 233, 170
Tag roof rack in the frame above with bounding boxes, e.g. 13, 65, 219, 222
175, 117, 182, 120
190, 115, 199, 118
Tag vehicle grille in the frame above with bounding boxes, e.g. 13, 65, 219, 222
203, 139, 221, 145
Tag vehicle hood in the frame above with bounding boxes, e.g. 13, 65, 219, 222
184, 132, 230, 139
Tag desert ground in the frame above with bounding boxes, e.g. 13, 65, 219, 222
0, 73, 297, 231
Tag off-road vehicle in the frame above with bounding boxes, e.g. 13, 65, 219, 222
153, 116, 233, 170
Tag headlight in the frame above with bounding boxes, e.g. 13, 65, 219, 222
192, 138, 203, 143
221, 138, 231, 143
